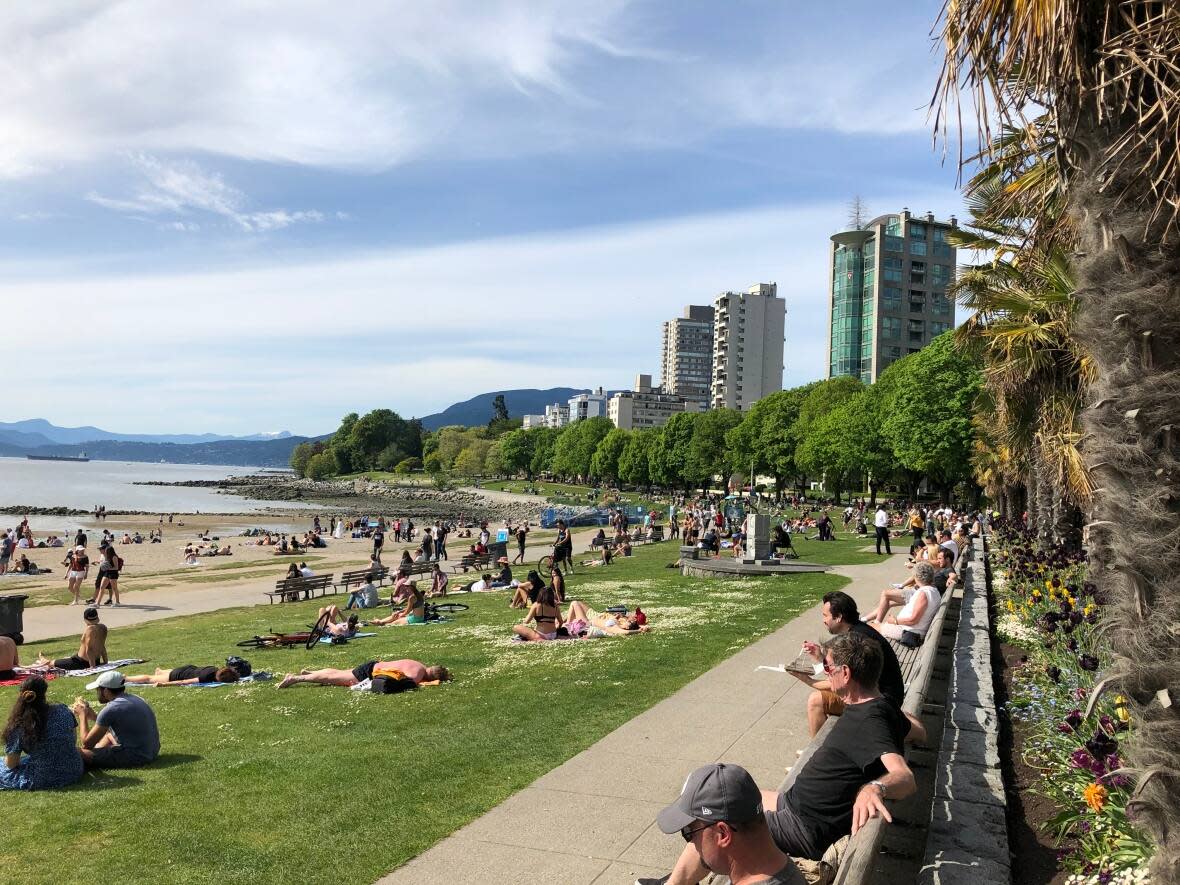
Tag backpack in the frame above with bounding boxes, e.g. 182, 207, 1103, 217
371, 673, 417, 694
225, 656, 252, 677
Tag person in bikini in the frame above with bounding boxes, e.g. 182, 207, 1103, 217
512, 586, 563, 641
276, 658, 450, 689
563, 600, 650, 637
367, 583, 425, 626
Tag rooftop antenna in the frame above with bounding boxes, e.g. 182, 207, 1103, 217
847, 195, 869, 230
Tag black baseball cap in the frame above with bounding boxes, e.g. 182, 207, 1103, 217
656, 763, 764, 833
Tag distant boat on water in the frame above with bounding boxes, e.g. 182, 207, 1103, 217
26, 452, 90, 463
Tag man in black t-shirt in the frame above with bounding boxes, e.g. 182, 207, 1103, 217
371, 527, 384, 565
642, 633, 915, 884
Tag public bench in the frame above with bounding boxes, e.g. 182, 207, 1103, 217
336, 566, 389, 594
712, 543, 972, 885
451, 552, 492, 574
264, 573, 335, 604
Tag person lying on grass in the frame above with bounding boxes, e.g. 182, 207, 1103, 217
580, 545, 613, 567
367, 583, 425, 626
276, 659, 451, 689
124, 665, 242, 686
563, 600, 650, 637
317, 605, 361, 638
513, 586, 563, 641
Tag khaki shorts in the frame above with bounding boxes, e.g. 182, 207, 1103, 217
818, 689, 844, 717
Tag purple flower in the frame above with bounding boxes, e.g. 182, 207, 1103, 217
1086, 732, 1118, 759
1068, 611, 1084, 626
1076, 820, 1092, 835
1079, 654, 1100, 672
1098, 870, 1113, 884
1065, 709, 1083, 730
1070, 748, 1092, 769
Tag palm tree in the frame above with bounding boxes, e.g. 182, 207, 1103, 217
936, 3, 1180, 876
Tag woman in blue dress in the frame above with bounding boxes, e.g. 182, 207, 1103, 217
2, 676, 84, 790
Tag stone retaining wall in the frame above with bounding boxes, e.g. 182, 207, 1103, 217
918, 538, 1011, 884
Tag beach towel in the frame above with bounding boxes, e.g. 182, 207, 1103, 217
180, 672, 274, 688
318, 632, 376, 644
0, 668, 58, 687
61, 659, 147, 678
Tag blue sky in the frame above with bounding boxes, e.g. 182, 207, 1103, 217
2, 1, 968, 436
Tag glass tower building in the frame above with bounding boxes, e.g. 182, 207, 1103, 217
826, 210, 958, 383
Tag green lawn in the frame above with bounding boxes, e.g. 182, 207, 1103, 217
1, 542, 848, 885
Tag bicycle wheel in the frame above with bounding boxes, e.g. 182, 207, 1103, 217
236, 636, 271, 649
305, 611, 331, 649
431, 602, 469, 614
537, 554, 554, 573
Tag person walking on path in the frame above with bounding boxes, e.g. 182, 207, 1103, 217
371, 525, 384, 566
512, 523, 528, 565
873, 506, 891, 555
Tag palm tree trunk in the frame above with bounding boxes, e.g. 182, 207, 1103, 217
1071, 151, 1180, 878
1035, 455, 1054, 548
1025, 465, 1038, 534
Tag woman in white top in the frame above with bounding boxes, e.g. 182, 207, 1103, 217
869, 561, 941, 640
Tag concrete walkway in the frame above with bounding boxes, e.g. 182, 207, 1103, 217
19, 528, 604, 644
376, 553, 905, 885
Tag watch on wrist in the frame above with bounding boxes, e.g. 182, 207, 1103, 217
869, 779, 887, 799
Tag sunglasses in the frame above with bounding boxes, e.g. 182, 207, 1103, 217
681, 821, 717, 841
822, 659, 844, 675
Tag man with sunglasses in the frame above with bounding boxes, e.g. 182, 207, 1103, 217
639, 763, 805, 885
639, 633, 914, 885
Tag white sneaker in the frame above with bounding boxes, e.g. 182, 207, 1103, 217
891, 582, 904, 589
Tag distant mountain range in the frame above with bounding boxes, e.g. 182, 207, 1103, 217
0, 419, 292, 447
418, 387, 598, 430
3, 389, 608, 465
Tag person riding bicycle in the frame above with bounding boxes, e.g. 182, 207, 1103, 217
553, 520, 574, 572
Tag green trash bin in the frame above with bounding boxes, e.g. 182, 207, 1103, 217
0, 594, 28, 645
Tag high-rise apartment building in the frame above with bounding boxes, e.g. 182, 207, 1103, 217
710, 283, 786, 411
660, 305, 714, 410
827, 209, 958, 383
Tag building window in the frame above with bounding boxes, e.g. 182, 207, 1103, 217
909, 222, 927, 239
932, 226, 948, 242
931, 321, 951, 336
931, 263, 951, 287
909, 290, 925, 312
931, 293, 951, 316
883, 235, 904, 252
907, 318, 924, 342
933, 241, 953, 258
881, 286, 901, 311
885, 216, 902, 236
910, 260, 926, 285
883, 256, 903, 283
910, 240, 927, 256
880, 316, 902, 339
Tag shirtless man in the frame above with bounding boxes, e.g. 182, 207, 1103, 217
276, 658, 450, 689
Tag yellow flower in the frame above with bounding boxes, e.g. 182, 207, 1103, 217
1006, 600, 1016, 613
1114, 695, 1131, 723
1084, 604, 1095, 617
1045, 580, 1053, 590
1083, 782, 1107, 813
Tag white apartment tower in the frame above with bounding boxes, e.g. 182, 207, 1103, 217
660, 305, 715, 410
710, 283, 786, 411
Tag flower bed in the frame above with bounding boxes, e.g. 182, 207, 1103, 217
991, 527, 1153, 884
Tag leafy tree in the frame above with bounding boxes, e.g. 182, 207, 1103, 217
793, 377, 863, 491
589, 427, 629, 482
305, 450, 338, 481
650, 412, 698, 490
423, 451, 443, 473
528, 427, 560, 477
483, 440, 507, 477
687, 408, 741, 490
796, 408, 854, 503
726, 385, 815, 497
498, 429, 535, 478
393, 457, 422, 474
434, 426, 482, 470
490, 394, 509, 423
289, 442, 314, 477
550, 417, 612, 479
618, 429, 656, 487
453, 439, 492, 478
881, 334, 981, 501
376, 443, 405, 471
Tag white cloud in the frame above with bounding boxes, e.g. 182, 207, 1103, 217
1, 190, 962, 434
85, 154, 324, 231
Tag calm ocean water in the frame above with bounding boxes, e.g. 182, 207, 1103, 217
0, 457, 311, 516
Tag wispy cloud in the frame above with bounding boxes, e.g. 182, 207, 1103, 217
86, 154, 324, 232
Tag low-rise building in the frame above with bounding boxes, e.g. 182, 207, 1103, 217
568, 387, 609, 422
608, 374, 701, 430
521, 414, 546, 429
544, 403, 569, 428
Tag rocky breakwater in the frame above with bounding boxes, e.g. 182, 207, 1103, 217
155, 476, 547, 524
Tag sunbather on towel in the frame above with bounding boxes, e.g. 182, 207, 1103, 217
124, 665, 241, 686
317, 605, 361, 637
276, 659, 450, 689
563, 600, 650, 637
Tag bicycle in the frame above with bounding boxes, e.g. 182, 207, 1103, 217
236, 611, 332, 650
424, 601, 468, 622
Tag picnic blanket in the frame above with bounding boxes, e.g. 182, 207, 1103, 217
1, 668, 58, 687
318, 632, 376, 644
61, 659, 147, 678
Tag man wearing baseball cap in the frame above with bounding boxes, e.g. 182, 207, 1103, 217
638, 763, 804, 885
72, 670, 160, 770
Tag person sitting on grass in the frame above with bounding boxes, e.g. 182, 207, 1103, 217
429, 563, 450, 597
642, 763, 806, 885
637, 632, 915, 885
549, 564, 567, 603
317, 605, 361, 638
580, 545, 613, 567
345, 576, 381, 610
72, 671, 160, 770
2, 676, 84, 791
37, 607, 108, 671
391, 568, 413, 602
490, 557, 515, 588
367, 583, 425, 626
563, 600, 650, 637
123, 664, 241, 686
864, 561, 941, 642
510, 570, 546, 609
277, 659, 451, 689
512, 585, 563, 641
0, 636, 19, 681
